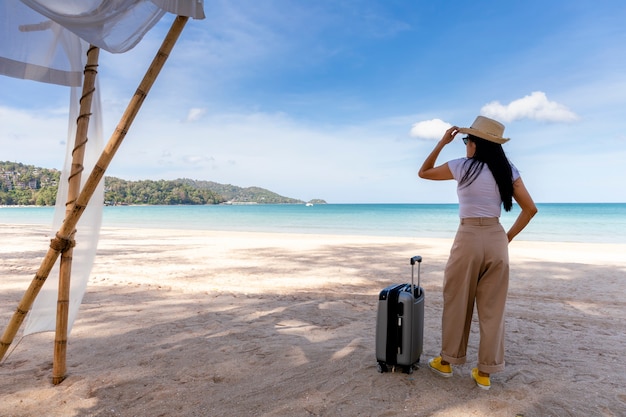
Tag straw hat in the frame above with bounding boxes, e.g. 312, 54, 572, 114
458, 116, 509, 144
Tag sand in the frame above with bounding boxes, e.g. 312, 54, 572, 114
1, 224, 625, 417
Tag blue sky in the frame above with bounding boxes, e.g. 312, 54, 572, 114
1, 0, 625, 203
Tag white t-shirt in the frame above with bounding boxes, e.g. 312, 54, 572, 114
447, 158, 520, 218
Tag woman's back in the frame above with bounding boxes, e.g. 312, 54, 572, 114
448, 157, 520, 218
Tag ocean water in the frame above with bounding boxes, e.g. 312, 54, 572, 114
1, 203, 625, 244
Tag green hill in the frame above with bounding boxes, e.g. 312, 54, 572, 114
175, 179, 307, 205
0, 161, 60, 205
0, 161, 325, 206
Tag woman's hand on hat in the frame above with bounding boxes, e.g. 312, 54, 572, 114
441, 126, 459, 145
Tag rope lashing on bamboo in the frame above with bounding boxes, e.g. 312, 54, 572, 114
67, 157, 85, 208
67, 159, 85, 208
49, 232, 76, 253
76, 52, 98, 124
71, 104, 91, 158
66, 51, 98, 208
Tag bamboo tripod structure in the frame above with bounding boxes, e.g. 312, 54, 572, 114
0, 16, 190, 381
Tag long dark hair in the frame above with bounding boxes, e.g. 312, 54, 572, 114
460, 135, 514, 211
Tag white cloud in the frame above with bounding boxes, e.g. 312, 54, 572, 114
184, 155, 213, 165
409, 118, 451, 140
481, 91, 579, 123
183, 108, 206, 123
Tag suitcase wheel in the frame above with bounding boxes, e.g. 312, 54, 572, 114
377, 360, 419, 374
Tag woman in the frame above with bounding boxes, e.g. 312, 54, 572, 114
418, 116, 537, 390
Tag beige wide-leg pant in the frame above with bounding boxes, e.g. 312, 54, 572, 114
440, 217, 509, 374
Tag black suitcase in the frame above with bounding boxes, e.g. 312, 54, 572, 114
375, 255, 424, 373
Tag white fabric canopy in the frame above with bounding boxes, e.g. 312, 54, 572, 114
0, 0, 204, 336
0, 1, 203, 84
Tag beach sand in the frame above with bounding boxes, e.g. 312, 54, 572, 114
1, 224, 625, 416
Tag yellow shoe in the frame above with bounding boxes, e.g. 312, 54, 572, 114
471, 368, 491, 390
428, 357, 453, 378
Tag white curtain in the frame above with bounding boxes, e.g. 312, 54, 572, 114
0, 0, 204, 336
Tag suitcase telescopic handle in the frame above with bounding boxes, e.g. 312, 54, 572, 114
410, 256, 422, 297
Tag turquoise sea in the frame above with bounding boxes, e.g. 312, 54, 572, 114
1, 203, 625, 244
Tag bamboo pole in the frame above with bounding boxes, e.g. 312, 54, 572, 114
0, 15, 189, 363
52, 45, 100, 385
